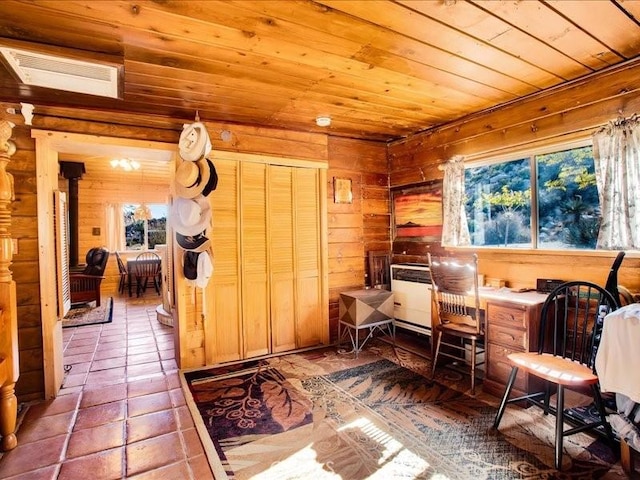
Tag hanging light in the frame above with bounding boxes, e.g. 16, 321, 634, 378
133, 204, 152, 221
110, 158, 140, 171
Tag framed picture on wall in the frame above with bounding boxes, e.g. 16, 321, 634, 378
391, 181, 443, 241
333, 177, 353, 204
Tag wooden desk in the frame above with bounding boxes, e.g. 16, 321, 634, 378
476, 288, 550, 398
126, 257, 161, 297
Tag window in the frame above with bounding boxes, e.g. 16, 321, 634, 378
464, 143, 600, 250
123, 203, 167, 250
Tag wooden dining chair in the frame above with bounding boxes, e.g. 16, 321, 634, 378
428, 253, 484, 395
114, 251, 128, 295
493, 280, 619, 469
133, 252, 161, 297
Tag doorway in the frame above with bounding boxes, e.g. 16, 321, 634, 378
33, 130, 176, 398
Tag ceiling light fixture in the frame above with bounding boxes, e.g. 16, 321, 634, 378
316, 115, 331, 127
110, 158, 140, 171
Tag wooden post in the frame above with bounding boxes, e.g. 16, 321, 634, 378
0, 120, 18, 451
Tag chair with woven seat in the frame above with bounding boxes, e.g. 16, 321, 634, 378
133, 251, 161, 297
70, 246, 110, 307
428, 253, 484, 395
493, 280, 619, 470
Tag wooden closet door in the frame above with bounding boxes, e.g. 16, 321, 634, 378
206, 158, 242, 364
293, 169, 324, 348
269, 165, 296, 353
241, 162, 270, 358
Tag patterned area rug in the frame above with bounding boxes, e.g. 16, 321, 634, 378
182, 342, 624, 480
62, 297, 113, 328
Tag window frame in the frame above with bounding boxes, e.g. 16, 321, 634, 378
122, 203, 167, 252
462, 137, 599, 252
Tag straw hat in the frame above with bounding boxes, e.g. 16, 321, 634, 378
174, 158, 218, 199
171, 196, 211, 236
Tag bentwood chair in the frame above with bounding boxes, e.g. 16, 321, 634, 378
493, 280, 619, 470
428, 253, 484, 395
133, 252, 162, 297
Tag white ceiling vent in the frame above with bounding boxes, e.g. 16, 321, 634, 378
0, 46, 120, 99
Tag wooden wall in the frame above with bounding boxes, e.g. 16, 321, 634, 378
326, 137, 390, 339
388, 59, 640, 292
0, 103, 386, 401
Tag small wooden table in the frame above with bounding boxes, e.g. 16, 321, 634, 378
338, 289, 394, 356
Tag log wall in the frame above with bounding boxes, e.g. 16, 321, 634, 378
0, 104, 387, 401
388, 60, 640, 292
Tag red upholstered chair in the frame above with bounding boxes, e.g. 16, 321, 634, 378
70, 247, 110, 307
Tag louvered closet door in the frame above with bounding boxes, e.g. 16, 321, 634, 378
269, 165, 297, 353
241, 162, 270, 358
294, 169, 323, 348
206, 158, 242, 364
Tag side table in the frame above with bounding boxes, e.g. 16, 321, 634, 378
338, 288, 395, 356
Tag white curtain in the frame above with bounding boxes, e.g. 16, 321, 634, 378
105, 203, 125, 252
441, 155, 471, 247
592, 114, 640, 250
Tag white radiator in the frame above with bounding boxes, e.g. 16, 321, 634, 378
390, 263, 432, 336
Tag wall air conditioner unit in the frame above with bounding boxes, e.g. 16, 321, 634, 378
0, 39, 123, 99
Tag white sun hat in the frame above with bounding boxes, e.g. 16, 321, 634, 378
178, 122, 212, 162
171, 196, 211, 236
195, 250, 213, 288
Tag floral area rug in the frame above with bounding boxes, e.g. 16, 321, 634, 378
181, 342, 624, 480
62, 297, 113, 328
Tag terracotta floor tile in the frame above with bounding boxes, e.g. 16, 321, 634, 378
127, 352, 160, 365
125, 432, 184, 477
80, 383, 127, 408
166, 372, 181, 390
127, 376, 168, 398
162, 359, 178, 372
126, 461, 191, 480
3, 464, 59, 480
127, 336, 156, 347
66, 336, 99, 347
17, 410, 75, 444
181, 428, 206, 458
58, 447, 124, 480
96, 340, 127, 351
74, 400, 126, 431
64, 344, 97, 356
0, 434, 66, 477
127, 391, 172, 417
66, 361, 91, 374
85, 367, 126, 386
64, 352, 95, 365
127, 362, 163, 379
126, 409, 177, 443
175, 405, 195, 430
127, 343, 158, 355
58, 385, 83, 396
159, 348, 175, 360
93, 347, 127, 360
188, 454, 215, 480
89, 356, 127, 372
169, 388, 186, 408
62, 372, 88, 389
25, 392, 81, 418
66, 421, 125, 458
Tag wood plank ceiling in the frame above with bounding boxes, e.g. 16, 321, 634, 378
1, 0, 640, 142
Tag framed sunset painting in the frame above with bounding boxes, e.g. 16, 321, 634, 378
392, 181, 443, 241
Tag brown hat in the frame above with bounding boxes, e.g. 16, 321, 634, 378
174, 158, 218, 199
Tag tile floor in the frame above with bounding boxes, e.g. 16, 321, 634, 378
0, 296, 215, 480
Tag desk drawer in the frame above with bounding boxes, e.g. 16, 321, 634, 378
486, 342, 527, 391
487, 302, 527, 329
487, 323, 527, 350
